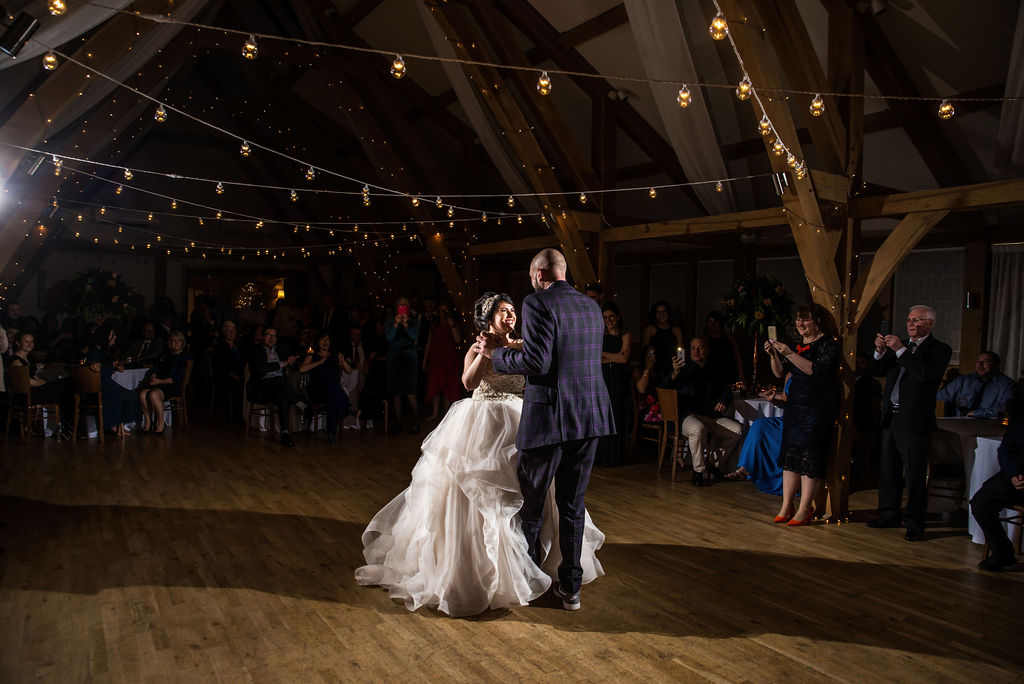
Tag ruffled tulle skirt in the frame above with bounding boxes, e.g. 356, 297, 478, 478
355, 396, 604, 617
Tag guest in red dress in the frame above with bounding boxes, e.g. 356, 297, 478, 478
423, 302, 463, 422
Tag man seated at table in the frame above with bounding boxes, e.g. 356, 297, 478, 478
937, 351, 1017, 418
125, 323, 165, 366
971, 399, 1024, 571
659, 336, 742, 487
247, 327, 304, 447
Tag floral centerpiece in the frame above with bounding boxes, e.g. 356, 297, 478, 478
721, 275, 793, 389
62, 267, 135, 323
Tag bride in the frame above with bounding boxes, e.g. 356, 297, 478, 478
356, 292, 604, 617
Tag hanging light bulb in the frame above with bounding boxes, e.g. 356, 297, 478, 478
48, 0, 66, 16
42, 52, 58, 71
435, 196, 444, 208
759, 115, 772, 137
240, 140, 251, 157
115, 185, 123, 195
256, 220, 264, 229
715, 181, 724, 193
772, 139, 785, 156
242, 34, 258, 60
363, 195, 371, 207
937, 99, 955, 120
198, 218, 204, 226
709, 12, 728, 40
517, 215, 523, 224
786, 151, 798, 169
481, 213, 487, 223
123, 168, 133, 180
147, 213, 153, 221
362, 184, 370, 198
99, 206, 106, 215
507, 195, 515, 208
736, 75, 752, 101
290, 189, 298, 202
215, 181, 224, 194
154, 104, 167, 122
809, 94, 825, 117
391, 54, 406, 79
411, 196, 420, 207
447, 205, 454, 218
536, 71, 552, 96
171, 199, 178, 209
216, 211, 222, 219
649, 187, 657, 199
76, 213, 82, 221
579, 192, 587, 204
676, 85, 692, 108
305, 166, 316, 181
794, 162, 807, 180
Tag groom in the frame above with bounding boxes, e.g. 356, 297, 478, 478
476, 249, 613, 610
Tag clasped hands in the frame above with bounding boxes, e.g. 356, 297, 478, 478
472, 332, 502, 358
874, 333, 906, 354
763, 339, 792, 357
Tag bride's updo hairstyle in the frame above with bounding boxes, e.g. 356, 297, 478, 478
474, 291, 513, 332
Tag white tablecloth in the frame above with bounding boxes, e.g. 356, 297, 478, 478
732, 397, 784, 431
936, 418, 1012, 544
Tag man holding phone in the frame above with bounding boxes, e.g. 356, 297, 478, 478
866, 305, 951, 541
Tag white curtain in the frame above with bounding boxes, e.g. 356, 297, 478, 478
996, 5, 1024, 176
988, 244, 1024, 379
624, 0, 736, 214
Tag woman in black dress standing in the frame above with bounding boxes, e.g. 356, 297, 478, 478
641, 300, 684, 380
765, 305, 839, 526
596, 302, 632, 467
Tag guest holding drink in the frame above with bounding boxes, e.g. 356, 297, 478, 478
765, 305, 839, 525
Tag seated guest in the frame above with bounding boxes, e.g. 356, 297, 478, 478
341, 326, 368, 429
213, 320, 245, 421
724, 376, 792, 494
85, 325, 142, 437
247, 327, 302, 447
659, 337, 743, 486
7, 331, 73, 431
635, 345, 664, 425
0, 301, 22, 331
937, 351, 1016, 418
126, 323, 165, 366
137, 330, 191, 435
300, 333, 352, 445
971, 399, 1024, 571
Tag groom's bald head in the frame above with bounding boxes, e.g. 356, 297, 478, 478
529, 249, 567, 291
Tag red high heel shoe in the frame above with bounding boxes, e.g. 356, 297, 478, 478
787, 508, 816, 526
773, 508, 794, 524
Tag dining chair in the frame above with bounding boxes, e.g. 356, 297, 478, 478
655, 387, 689, 480
71, 365, 104, 444
981, 505, 1024, 560
244, 366, 277, 439
164, 359, 193, 430
4, 364, 61, 443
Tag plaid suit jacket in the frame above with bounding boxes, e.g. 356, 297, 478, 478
492, 280, 614, 450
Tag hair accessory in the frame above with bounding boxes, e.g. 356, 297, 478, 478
481, 293, 503, 321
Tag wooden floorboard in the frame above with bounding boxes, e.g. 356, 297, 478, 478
1, 424, 1023, 682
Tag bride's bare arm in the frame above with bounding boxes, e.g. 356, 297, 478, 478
461, 345, 490, 390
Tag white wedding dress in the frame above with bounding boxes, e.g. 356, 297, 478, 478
355, 371, 604, 617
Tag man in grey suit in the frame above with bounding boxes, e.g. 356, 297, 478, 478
477, 249, 614, 610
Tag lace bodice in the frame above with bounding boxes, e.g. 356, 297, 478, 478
472, 371, 525, 402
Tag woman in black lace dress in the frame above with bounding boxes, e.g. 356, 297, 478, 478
765, 305, 839, 526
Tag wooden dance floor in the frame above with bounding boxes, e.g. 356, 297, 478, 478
2, 424, 1022, 682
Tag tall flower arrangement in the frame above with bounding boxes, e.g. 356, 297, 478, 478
62, 267, 135, 323
721, 275, 793, 339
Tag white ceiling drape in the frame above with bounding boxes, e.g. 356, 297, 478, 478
624, 0, 736, 214
0, 0, 135, 70
996, 5, 1024, 177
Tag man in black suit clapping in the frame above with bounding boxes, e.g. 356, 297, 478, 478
866, 305, 952, 541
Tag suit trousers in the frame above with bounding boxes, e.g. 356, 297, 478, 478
681, 414, 743, 472
518, 438, 597, 595
970, 473, 1024, 561
877, 421, 930, 531
253, 375, 298, 432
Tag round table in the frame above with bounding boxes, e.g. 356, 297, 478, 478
731, 397, 785, 431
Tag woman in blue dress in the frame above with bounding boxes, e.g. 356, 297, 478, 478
725, 375, 791, 494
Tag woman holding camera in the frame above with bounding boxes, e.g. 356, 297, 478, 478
385, 296, 421, 433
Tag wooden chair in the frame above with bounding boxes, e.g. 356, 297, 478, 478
982, 505, 1024, 560
71, 365, 104, 444
4, 364, 61, 443
164, 359, 193, 430
655, 388, 688, 480
631, 387, 664, 459
244, 366, 278, 438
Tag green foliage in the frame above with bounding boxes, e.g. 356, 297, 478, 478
62, 268, 135, 323
721, 275, 794, 338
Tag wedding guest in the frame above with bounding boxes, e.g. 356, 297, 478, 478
213, 320, 245, 421
0, 301, 22, 331
300, 332, 351, 445
596, 301, 632, 467
971, 398, 1024, 571
423, 302, 462, 423
340, 326, 368, 429
385, 296, 421, 433
247, 327, 302, 447
634, 345, 663, 428
137, 330, 191, 435
126, 323, 165, 366
584, 282, 603, 304
660, 337, 742, 486
642, 300, 684, 379
705, 310, 742, 385
765, 304, 840, 525
865, 304, 952, 542
7, 332, 73, 429
725, 376, 791, 494
937, 351, 1016, 418
85, 325, 142, 437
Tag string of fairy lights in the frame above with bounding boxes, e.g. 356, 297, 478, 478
14, 0, 1006, 273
